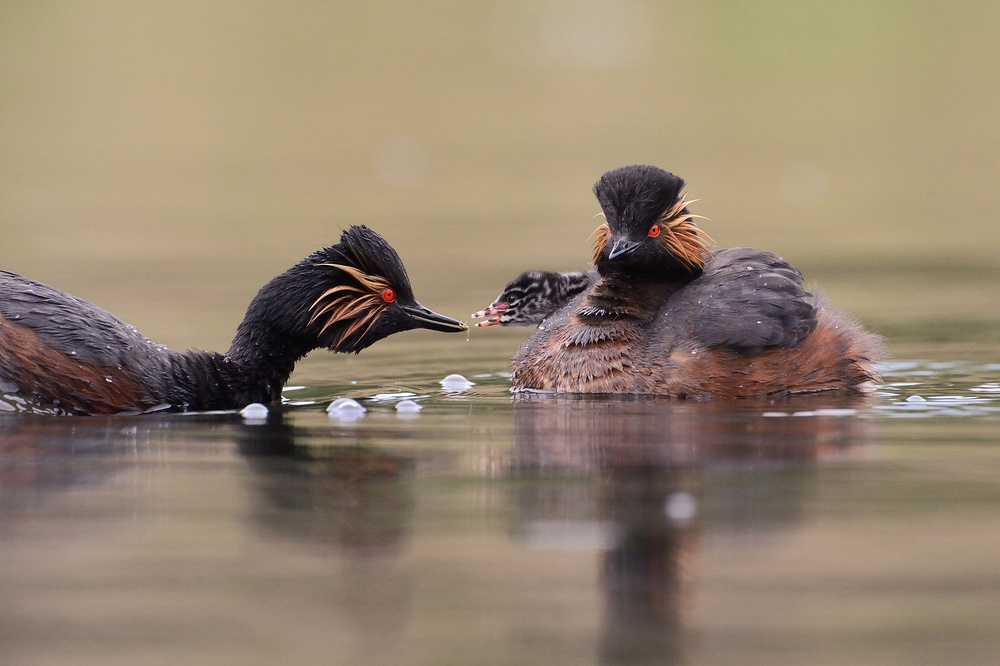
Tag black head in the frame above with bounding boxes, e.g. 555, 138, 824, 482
471, 270, 594, 327
306, 226, 467, 352
591, 165, 712, 281
236, 226, 466, 358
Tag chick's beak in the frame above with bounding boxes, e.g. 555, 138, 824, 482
471, 302, 507, 327
403, 303, 468, 332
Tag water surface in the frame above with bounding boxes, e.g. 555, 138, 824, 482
2, 341, 998, 665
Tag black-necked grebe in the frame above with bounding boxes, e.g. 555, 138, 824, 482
473, 165, 884, 397
0, 225, 466, 414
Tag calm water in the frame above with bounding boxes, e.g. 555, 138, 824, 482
2, 337, 999, 665
4, 2, 1000, 664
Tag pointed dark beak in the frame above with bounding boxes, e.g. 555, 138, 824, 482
403, 303, 468, 332
607, 237, 641, 260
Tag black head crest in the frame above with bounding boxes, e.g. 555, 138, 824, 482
303, 226, 415, 351
334, 225, 414, 300
590, 165, 712, 277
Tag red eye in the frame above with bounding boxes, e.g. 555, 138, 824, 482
648, 224, 661, 238
381, 287, 396, 303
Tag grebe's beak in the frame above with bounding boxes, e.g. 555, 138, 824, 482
471, 302, 507, 327
607, 237, 642, 260
402, 303, 468, 332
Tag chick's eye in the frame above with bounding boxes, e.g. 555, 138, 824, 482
648, 224, 661, 238
381, 287, 396, 303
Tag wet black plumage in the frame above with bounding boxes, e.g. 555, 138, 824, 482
0, 225, 466, 414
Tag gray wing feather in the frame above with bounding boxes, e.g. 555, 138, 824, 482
662, 248, 817, 354
0, 270, 166, 370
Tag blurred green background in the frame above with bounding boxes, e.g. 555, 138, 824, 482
1, 1, 998, 354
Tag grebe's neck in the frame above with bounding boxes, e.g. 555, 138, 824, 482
219, 274, 321, 405
157, 322, 312, 412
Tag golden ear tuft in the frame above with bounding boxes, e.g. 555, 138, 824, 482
589, 221, 611, 265
309, 263, 394, 349
657, 194, 714, 270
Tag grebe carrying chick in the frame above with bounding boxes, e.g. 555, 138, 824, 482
473, 165, 884, 397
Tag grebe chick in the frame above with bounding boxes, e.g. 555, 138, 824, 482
473, 165, 884, 397
0, 226, 467, 415
472, 270, 596, 327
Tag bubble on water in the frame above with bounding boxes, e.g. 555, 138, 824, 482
395, 399, 423, 413
327, 398, 366, 421
440, 374, 475, 393
327, 397, 366, 412
905, 395, 927, 403
240, 403, 269, 423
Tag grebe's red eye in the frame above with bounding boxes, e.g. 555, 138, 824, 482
648, 224, 661, 238
381, 287, 396, 303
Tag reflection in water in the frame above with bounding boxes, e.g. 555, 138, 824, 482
235, 413, 416, 555
509, 394, 875, 665
0, 393, 881, 664
234, 413, 419, 664
0, 416, 153, 499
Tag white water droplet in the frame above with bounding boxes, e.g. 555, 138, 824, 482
326, 398, 367, 420
440, 374, 475, 392
395, 399, 423, 413
240, 403, 269, 421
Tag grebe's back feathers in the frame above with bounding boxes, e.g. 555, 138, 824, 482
661, 248, 817, 355
0, 270, 168, 373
